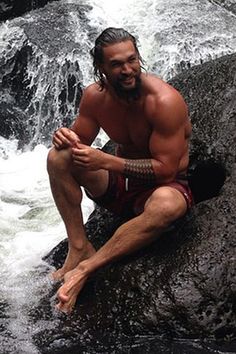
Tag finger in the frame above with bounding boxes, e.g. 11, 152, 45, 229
72, 150, 90, 162
53, 142, 61, 150
54, 131, 72, 147
73, 157, 89, 166
56, 296, 75, 314
62, 128, 80, 144
56, 302, 70, 314
72, 159, 89, 168
52, 139, 63, 150
75, 142, 88, 149
72, 148, 88, 156
53, 128, 79, 147
53, 134, 64, 145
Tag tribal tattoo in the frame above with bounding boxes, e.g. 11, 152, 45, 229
124, 159, 156, 181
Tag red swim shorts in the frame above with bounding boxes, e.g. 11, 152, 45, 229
85, 171, 193, 217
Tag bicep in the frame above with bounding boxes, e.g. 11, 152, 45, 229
150, 126, 186, 170
71, 114, 100, 145
149, 94, 189, 176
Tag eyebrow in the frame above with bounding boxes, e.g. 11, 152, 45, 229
109, 53, 137, 65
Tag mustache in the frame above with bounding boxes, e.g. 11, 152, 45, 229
119, 74, 133, 79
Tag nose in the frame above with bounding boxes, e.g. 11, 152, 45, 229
121, 63, 132, 74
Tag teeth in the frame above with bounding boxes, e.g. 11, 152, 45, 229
123, 78, 133, 82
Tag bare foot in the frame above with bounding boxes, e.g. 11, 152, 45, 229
56, 264, 89, 313
51, 241, 95, 281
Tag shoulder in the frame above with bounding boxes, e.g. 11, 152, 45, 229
143, 74, 187, 113
79, 83, 105, 114
143, 74, 188, 126
81, 83, 104, 102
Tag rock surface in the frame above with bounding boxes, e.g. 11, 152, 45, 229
210, 0, 236, 16
0, 0, 59, 22
41, 52, 236, 352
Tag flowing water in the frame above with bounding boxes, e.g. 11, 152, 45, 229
0, 0, 236, 352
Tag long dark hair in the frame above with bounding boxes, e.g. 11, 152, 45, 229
90, 27, 144, 90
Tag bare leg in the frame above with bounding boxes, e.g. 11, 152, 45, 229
47, 147, 108, 280
56, 187, 188, 312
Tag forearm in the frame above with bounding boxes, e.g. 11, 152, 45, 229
124, 158, 156, 181
72, 146, 174, 182
103, 153, 170, 182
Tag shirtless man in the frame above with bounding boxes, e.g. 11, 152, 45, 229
47, 27, 192, 313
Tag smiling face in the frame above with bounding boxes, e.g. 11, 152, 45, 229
100, 40, 142, 101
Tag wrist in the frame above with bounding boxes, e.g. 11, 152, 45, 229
102, 153, 120, 171
78, 259, 93, 277
79, 258, 97, 277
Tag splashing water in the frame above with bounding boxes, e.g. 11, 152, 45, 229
86, 0, 236, 78
0, 137, 94, 353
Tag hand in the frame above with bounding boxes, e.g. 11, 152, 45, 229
72, 143, 106, 171
52, 127, 80, 150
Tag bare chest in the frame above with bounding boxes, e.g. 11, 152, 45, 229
97, 102, 151, 153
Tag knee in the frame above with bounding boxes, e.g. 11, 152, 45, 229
144, 188, 186, 227
47, 147, 72, 175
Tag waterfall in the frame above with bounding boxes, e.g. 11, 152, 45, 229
0, 0, 235, 352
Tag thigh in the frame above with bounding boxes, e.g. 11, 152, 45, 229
72, 166, 109, 199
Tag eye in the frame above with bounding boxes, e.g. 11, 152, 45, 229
128, 56, 137, 63
111, 61, 121, 68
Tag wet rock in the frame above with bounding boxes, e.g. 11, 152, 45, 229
41, 52, 236, 352
209, 0, 236, 16
0, 0, 59, 22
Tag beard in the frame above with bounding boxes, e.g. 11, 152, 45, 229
111, 74, 142, 103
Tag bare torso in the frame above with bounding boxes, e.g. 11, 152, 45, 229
95, 90, 151, 157
88, 74, 188, 169
72, 73, 191, 177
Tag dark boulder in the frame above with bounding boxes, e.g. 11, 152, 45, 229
0, 0, 60, 22
41, 53, 236, 352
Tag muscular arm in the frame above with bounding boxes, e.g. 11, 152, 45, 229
53, 85, 100, 149
102, 91, 190, 183
147, 91, 190, 181
71, 86, 190, 182
70, 85, 100, 145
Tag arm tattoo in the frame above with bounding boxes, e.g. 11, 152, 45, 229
124, 159, 156, 181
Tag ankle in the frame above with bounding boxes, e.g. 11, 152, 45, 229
69, 241, 88, 252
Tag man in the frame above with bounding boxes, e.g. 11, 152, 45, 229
47, 27, 193, 313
